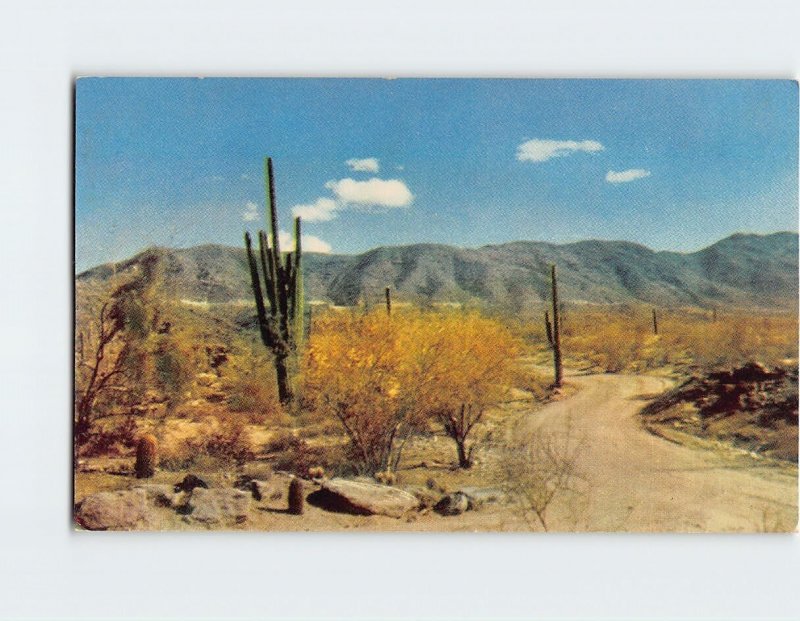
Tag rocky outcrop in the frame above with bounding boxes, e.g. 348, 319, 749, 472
640, 363, 798, 461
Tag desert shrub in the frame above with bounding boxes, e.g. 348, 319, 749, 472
224, 347, 284, 421
302, 309, 418, 474
661, 312, 798, 369
509, 366, 553, 400
552, 306, 798, 373
410, 311, 521, 467
496, 417, 584, 531
153, 333, 194, 412
204, 415, 255, 464
159, 415, 255, 470
78, 415, 139, 457
562, 307, 650, 372
264, 431, 347, 476
302, 307, 521, 473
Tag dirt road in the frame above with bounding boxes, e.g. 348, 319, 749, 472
520, 372, 798, 532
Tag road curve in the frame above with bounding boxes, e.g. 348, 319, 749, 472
518, 372, 798, 532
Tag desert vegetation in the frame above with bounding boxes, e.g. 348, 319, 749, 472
302, 308, 520, 473
73, 158, 798, 532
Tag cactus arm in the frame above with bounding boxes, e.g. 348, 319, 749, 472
245, 232, 273, 348
258, 230, 278, 316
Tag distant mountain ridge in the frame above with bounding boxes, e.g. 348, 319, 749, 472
76, 232, 799, 310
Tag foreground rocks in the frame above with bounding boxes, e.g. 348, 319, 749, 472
75, 489, 152, 530
185, 488, 250, 524
75, 475, 251, 530
75, 470, 499, 529
309, 478, 419, 518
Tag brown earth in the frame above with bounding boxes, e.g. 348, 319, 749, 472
74, 370, 798, 532
519, 371, 797, 532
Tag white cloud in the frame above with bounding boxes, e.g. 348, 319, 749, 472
325, 177, 413, 208
605, 169, 651, 183
278, 229, 332, 254
242, 201, 259, 221
517, 139, 604, 163
291, 197, 338, 222
241, 173, 251, 180
346, 157, 380, 173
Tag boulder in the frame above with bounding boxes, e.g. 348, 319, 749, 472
185, 488, 250, 524
75, 489, 151, 530
434, 492, 471, 516
133, 484, 177, 508
310, 478, 419, 518
241, 472, 295, 502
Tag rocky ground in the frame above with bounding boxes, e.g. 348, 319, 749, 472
73, 468, 509, 531
74, 365, 798, 532
640, 362, 798, 462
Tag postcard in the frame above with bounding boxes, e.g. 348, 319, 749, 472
74, 78, 798, 531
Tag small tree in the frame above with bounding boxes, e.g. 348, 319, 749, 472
75, 251, 184, 450
413, 311, 520, 468
303, 309, 520, 473
74, 298, 130, 446
302, 310, 417, 474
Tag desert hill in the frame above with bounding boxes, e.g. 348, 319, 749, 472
76, 232, 799, 310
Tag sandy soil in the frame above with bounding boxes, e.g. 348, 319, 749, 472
75, 371, 798, 532
517, 372, 798, 532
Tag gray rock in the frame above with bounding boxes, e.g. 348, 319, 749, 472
133, 484, 176, 508
75, 489, 150, 530
185, 488, 250, 524
248, 472, 295, 502
434, 492, 471, 516
312, 478, 419, 518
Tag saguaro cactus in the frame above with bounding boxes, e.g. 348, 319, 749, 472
652, 308, 659, 335
550, 265, 563, 388
385, 286, 392, 317
544, 310, 554, 347
244, 157, 304, 405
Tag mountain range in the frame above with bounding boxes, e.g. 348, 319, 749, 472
76, 232, 799, 310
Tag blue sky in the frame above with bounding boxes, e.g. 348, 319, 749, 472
75, 78, 798, 272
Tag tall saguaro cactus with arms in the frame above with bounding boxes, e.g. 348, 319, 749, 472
244, 157, 304, 405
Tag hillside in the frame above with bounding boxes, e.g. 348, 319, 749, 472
76, 232, 799, 310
